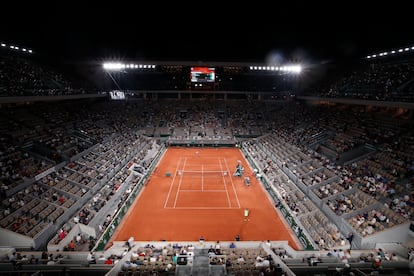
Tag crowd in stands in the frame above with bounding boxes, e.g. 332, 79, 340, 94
0, 118, 157, 246
241, 107, 413, 248
0, 97, 412, 250
0, 48, 413, 276
307, 58, 414, 102
0, 55, 86, 96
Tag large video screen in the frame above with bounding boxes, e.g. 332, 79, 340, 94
190, 67, 215, 83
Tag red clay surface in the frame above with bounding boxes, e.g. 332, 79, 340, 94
110, 147, 300, 250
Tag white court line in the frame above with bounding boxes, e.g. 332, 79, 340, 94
165, 207, 240, 210
173, 157, 187, 208
219, 158, 232, 208
179, 190, 227, 192
224, 158, 241, 208
163, 157, 182, 208
202, 164, 204, 192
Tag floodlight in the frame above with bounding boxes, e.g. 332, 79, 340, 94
103, 63, 124, 70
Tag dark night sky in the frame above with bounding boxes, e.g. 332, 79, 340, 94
1, 1, 412, 64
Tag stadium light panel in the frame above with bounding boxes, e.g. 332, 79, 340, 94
103, 62, 124, 70
1, 43, 5, 47
28, 49, 32, 53
292, 65, 302, 73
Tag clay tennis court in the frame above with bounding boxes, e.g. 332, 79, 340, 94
110, 147, 300, 250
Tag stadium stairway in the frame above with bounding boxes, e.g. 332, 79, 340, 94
192, 248, 210, 276
176, 248, 226, 276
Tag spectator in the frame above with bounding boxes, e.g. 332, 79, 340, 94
87, 251, 96, 264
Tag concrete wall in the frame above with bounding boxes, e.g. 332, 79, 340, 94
360, 222, 412, 249
0, 228, 34, 249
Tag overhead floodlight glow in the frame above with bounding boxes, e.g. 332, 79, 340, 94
10, 45, 14, 49
398, 49, 403, 52
379, 53, 383, 56
391, 51, 396, 54
372, 54, 377, 57
404, 47, 409, 51
1, 43, 5, 47
22, 48, 26, 52
411, 46, 414, 50
292, 65, 302, 73
367, 55, 371, 59
28, 49, 32, 53
103, 62, 124, 70
248, 64, 300, 73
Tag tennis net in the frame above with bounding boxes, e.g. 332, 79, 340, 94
177, 170, 229, 178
